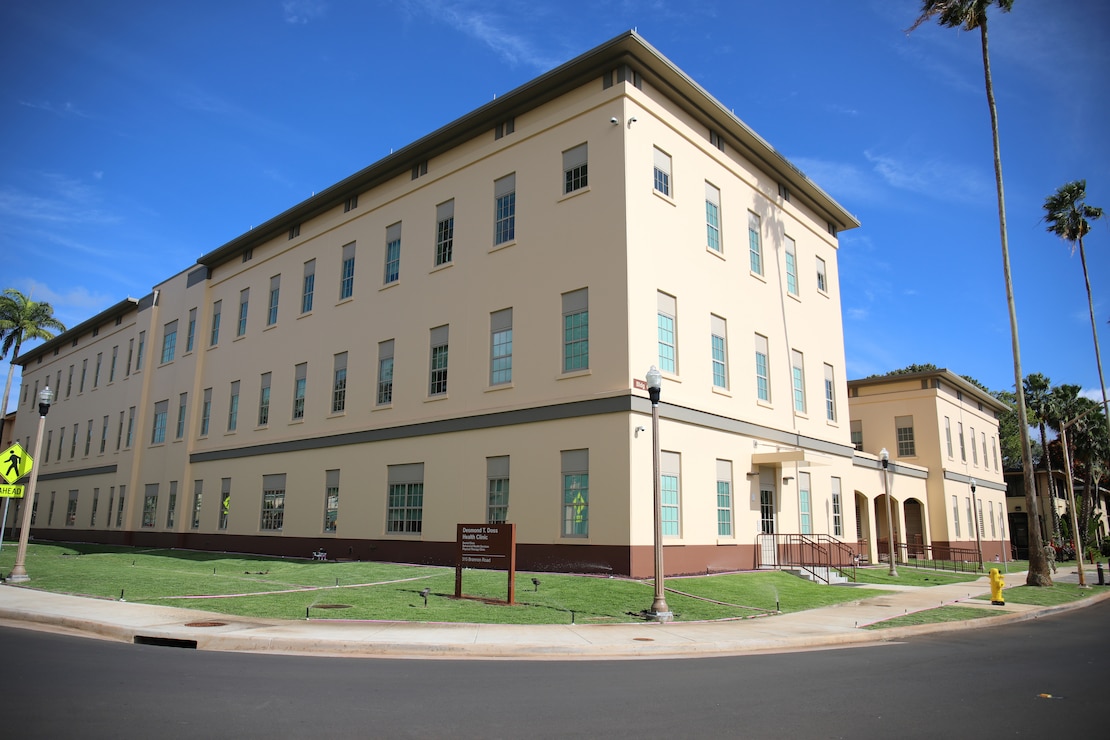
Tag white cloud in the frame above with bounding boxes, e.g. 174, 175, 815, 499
0, 174, 118, 226
283, 0, 327, 24
402, 0, 560, 69
864, 150, 992, 202
18, 100, 91, 118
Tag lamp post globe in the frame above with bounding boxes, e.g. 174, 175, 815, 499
9, 386, 54, 583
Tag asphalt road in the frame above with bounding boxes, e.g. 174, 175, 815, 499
3, 601, 1106, 738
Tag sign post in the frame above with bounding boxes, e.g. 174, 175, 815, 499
0, 443, 33, 552
455, 523, 517, 605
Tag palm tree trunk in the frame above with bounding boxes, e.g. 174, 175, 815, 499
0, 338, 21, 445
1078, 235, 1110, 440
1038, 423, 1059, 540
980, 21, 1050, 585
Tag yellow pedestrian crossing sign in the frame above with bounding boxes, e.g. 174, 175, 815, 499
1, 443, 33, 485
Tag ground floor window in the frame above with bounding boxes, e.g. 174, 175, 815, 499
387, 463, 424, 534
261, 474, 285, 531
561, 449, 589, 537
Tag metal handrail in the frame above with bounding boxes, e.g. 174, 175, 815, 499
757, 533, 858, 583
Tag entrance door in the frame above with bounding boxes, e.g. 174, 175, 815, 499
760, 488, 776, 566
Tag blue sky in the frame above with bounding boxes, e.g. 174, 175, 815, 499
2, 0, 1108, 410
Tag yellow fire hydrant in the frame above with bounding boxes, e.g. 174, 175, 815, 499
989, 567, 1005, 605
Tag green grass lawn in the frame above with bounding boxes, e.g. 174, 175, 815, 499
0, 543, 888, 624
850, 567, 982, 587
863, 605, 999, 630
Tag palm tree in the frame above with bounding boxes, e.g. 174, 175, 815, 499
908, 0, 1050, 585
1023, 373, 1059, 540
0, 289, 66, 443
1042, 180, 1108, 439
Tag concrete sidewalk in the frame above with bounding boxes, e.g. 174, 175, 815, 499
1, 569, 1107, 660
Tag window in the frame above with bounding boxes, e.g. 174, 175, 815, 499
93, 353, 102, 387
200, 388, 212, 436
429, 325, 449, 396
67, 365, 73, 397
260, 474, 285, 531
657, 292, 677, 374
340, 242, 356, 298
288, 223, 300, 239
116, 485, 126, 527
324, 469, 340, 532
831, 477, 843, 537
791, 349, 806, 414
850, 420, 863, 451
191, 480, 202, 529
896, 416, 916, 457
219, 478, 230, 530
66, 490, 78, 526
435, 200, 454, 266
755, 334, 771, 402
945, 417, 953, 458
989, 500, 996, 538
785, 237, 799, 296
748, 212, 763, 275
302, 259, 316, 313
386, 463, 424, 534
717, 460, 733, 537
161, 320, 178, 363
711, 315, 728, 389
293, 363, 307, 419
116, 411, 124, 450
79, 359, 87, 393
971, 426, 979, 465
142, 484, 158, 528
70, 422, 77, 458
652, 147, 671, 196
91, 488, 98, 527
126, 406, 135, 447
377, 340, 394, 405
136, 331, 145, 370
563, 143, 588, 194
186, 308, 197, 352
267, 275, 280, 326
151, 400, 168, 444
45, 430, 52, 462
84, 419, 92, 456
561, 449, 589, 537
258, 373, 271, 426
982, 432, 988, 469
823, 363, 836, 421
383, 224, 401, 284
799, 472, 812, 534
705, 182, 721, 252
661, 451, 680, 536
210, 301, 222, 346
227, 381, 240, 431
966, 498, 973, 540
494, 174, 516, 245
100, 415, 109, 453
237, 288, 249, 337
109, 346, 118, 382
176, 393, 187, 439
344, 194, 358, 212
166, 481, 177, 528
992, 436, 999, 471
562, 288, 589, 372
332, 352, 347, 413
958, 422, 966, 462
494, 117, 515, 138
411, 161, 428, 179
490, 309, 513, 385
816, 257, 828, 293
487, 456, 509, 524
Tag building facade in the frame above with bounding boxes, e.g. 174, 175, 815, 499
847, 370, 1011, 564
6, 32, 867, 578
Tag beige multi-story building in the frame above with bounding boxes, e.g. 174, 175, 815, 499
846, 369, 1010, 564
7, 32, 871, 578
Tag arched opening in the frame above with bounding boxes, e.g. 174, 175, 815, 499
903, 498, 927, 560
874, 494, 899, 564
854, 491, 871, 564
